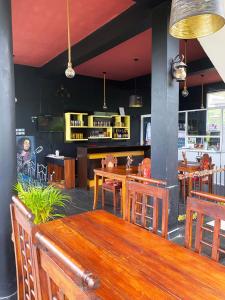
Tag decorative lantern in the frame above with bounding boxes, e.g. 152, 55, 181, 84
171, 54, 187, 82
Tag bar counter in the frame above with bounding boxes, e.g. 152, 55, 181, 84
77, 145, 150, 188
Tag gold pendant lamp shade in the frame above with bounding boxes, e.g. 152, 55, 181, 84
169, 0, 225, 39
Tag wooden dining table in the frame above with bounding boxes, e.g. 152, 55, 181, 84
178, 161, 201, 197
35, 210, 225, 299
93, 165, 138, 219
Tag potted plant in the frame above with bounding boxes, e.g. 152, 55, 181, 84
14, 182, 71, 224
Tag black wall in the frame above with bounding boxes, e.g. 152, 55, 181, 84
15, 64, 225, 163
15, 65, 151, 162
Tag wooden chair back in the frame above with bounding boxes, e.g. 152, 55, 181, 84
185, 196, 225, 261
126, 177, 168, 238
34, 231, 99, 300
10, 196, 39, 300
200, 154, 212, 170
101, 155, 117, 169
139, 158, 151, 178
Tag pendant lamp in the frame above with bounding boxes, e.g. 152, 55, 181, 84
169, 0, 225, 39
129, 58, 143, 108
201, 74, 205, 109
102, 72, 108, 110
65, 0, 75, 78
182, 40, 189, 97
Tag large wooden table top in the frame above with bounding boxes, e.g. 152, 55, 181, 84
36, 210, 225, 299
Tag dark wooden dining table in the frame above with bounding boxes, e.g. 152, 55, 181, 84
35, 210, 225, 299
177, 160, 201, 173
93, 165, 138, 219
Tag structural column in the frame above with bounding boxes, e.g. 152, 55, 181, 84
151, 2, 179, 227
0, 0, 16, 298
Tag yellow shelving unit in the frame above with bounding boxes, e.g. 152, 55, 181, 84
65, 113, 130, 141
112, 115, 130, 140
65, 113, 88, 142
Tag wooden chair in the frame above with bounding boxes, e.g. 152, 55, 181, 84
10, 196, 39, 300
101, 155, 122, 213
34, 231, 99, 300
138, 158, 151, 179
126, 177, 168, 238
194, 154, 213, 193
185, 195, 225, 261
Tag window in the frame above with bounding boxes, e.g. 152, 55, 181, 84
207, 91, 225, 108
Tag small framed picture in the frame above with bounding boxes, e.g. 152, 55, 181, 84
119, 107, 125, 116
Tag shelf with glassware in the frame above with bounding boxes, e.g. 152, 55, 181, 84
112, 115, 130, 139
65, 113, 130, 141
65, 112, 89, 141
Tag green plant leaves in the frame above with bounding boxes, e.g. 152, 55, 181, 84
14, 182, 71, 224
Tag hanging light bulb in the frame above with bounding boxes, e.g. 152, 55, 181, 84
169, 0, 225, 39
201, 74, 205, 109
102, 72, 108, 110
129, 58, 143, 108
182, 40, 189, 98
65, 0, 75, 79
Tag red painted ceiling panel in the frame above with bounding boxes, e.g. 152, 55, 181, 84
76, 29, 152, 81
185, 69, 222, 88
76, 29, 207, 81
12, 0, 134, 67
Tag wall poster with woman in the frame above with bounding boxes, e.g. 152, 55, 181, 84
16, 136, 36, 177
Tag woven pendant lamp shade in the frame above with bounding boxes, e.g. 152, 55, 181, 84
169, 0, 225, 39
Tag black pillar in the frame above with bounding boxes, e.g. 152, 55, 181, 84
151, 2, 179, 227
0, 0, 16, 298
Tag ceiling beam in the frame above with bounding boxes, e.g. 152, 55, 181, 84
188, 57, 215, 76
40, 0, 167, 77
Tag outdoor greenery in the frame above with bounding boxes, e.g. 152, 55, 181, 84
14, 182, 70, 224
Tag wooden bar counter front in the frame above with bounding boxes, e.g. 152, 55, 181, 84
34, 210, 225, 299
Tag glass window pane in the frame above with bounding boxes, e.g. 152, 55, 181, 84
207, 91, 225, 108
206, 109, 221, 135
188, 110, 206, 136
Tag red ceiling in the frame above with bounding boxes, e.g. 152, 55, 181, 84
12, 0, 134, 67
76, 29, 207, 81
76, 29, 152, 81
185, 69, 222, 88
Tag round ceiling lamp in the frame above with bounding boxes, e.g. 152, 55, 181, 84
169, 0, 225, 39
65, 0, 75, 79
129, 58, 143, 108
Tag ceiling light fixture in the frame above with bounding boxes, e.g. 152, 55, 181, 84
65, 0, 75, 79
182, 40, 189, 98
201, 74, 205, 109
102, 72, 108, 110
129, 58, 143, 108
169, 0, 225, 39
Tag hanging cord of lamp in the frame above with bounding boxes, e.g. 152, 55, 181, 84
103, 72, 107, 110
65, 0, 75, 78
201, 74, 204, 109
182, 40, 189, 97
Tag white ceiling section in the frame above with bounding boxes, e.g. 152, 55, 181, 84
198, 1, 225, 83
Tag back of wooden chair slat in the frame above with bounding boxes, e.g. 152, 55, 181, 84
185, 196, 225, 262
10, 196, 39, 300
127, 179, 169, 238
34, 232, 99, 300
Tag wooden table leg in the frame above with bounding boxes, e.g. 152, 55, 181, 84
188, 176, 193, 196
121, 179, 126, 220
93, 173, 99, 209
